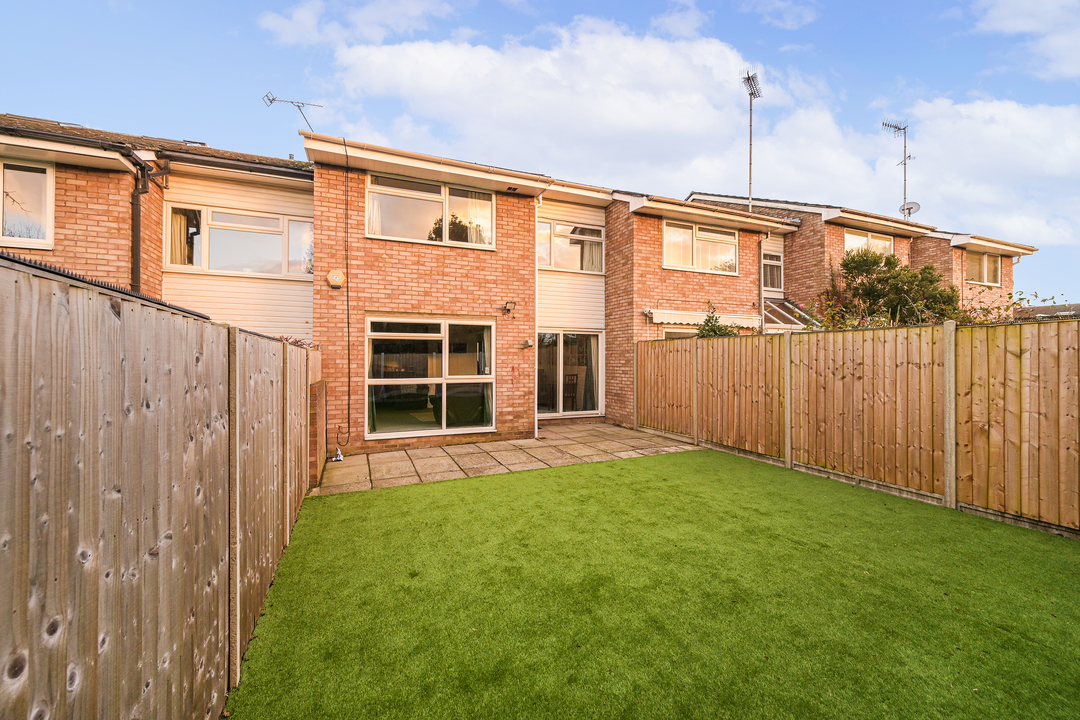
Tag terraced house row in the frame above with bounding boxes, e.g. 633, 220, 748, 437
0, 114, 1037, 455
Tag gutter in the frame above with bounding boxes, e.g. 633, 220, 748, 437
155, 150, 314, 181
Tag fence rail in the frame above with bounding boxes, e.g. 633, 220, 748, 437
0, 258, 312, 720
637, 320, 1080, 535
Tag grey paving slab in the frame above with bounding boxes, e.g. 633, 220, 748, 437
583, 452, 619, 463
321, 457, 369, 487
590, 440, 634, 453
474, 441, 518, 452
504, 461, 549, 472
490, 449, 536, 466
311, 480, 371, 496
444, 444, 483, 455
369, 450, 410, 464
524, 446, 577, 463
370, 460, 417, 480
508, 438, 546, 448
413, 456, 461, 476
561, 443, 607, 458
372, 474, 421, 489
613, 450, 644, 459
454, 452, 501, 469
421, 470, 467, 483
463, 465, 509, 477
407, 447, 448, 460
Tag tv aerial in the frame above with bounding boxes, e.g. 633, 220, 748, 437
742, 69, 763, 213
263, 92, 322, 133
883, 118, 919, 219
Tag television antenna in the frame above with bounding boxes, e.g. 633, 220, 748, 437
883, 118, 918, 219
742, 70, 763, 213
263, 92, 322, 133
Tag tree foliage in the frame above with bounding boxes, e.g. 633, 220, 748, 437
696, 301, 742, 337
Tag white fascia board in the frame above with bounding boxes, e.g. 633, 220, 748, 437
949, 235, 1036, 257
0, 135, 135, 173
645, 308, 760, 328
169, 162, 314, 191
623, 195, 797, 234
823, 208, 936, 236
688, 192, 834, 215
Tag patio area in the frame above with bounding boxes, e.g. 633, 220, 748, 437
311, 423, 700, 495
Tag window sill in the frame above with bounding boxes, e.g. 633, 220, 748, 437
163, 267, 314, 282
965, 281, 1001, 288
2, 237, 53, 251
662, 265, 739, 277
537, 266, 605, 277
366, 234, 497, 252
537, 410, 604, 419
365, 425, 496, 440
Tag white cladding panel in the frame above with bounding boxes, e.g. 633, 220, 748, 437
162, 272, 314, 340
763, 236, 784, 255
538, 200, 606, 228
165, 173, 314, 218
538, 270, 605, 331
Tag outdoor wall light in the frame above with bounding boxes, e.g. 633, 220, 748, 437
503, 301, 516, 315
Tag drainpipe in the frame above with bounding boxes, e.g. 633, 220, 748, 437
130, 185, 142, 293
759, 233, 766, 333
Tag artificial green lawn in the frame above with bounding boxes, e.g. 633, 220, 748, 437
225, 450, 1080, 719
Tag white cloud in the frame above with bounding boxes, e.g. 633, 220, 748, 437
738, 0, 818, 30
260, 0, 457, 46
973, 0, 1080, 78
650, 0, 710, 39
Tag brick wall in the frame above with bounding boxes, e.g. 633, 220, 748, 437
910, 236, 1016, 311
139, 168, 165, 298
604, 201, 763, 427
313, 164, 536, 456
3, 164, 135, 288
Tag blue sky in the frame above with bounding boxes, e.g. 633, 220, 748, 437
4, 0, 1078, 301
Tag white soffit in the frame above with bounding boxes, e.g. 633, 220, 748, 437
303, 133, 612, 205
620, 194, 797, 234
169, 162, 314, 192
645, 308, 760, 328
946, 234, 1035, 257
0, 135, 135, 173
822, 208, 936, 236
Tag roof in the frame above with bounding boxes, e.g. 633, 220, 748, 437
612, 192, 800, 234
0, 114, 311, 172
926, 231, 1037, 257
1016, 303, 1080, 319
688, 191, 842, 211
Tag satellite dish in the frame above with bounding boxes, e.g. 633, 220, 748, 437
900, 201, 920, 218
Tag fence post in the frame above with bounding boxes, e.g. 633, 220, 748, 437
692, 338, 700, 445
784, 331, 793, 469
632, 341, 639, 431
227, 326, 241, 689
943, 320, 958, 509
282, 341, 291, 547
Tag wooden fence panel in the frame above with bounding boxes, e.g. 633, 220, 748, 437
957, 321, 1080, 529
636, 339, 693, 436
286, 344, 310, 531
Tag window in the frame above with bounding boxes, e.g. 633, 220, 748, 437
367, 319, 495, 437
536, 221, 603, 272
663, 222, 738, 274
1, 160, 53, 249
368, 174, 494, 247
844, 229, 893, 255
966, 251, 1001, 285
167, 205, 313, 278
537, 331, 601, 415
763, 252, 783, 290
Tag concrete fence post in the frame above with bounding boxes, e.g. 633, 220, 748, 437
783, 331, 793, 469
943, 320, 958, 509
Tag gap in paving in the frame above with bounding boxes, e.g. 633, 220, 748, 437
312, 423, 698, 496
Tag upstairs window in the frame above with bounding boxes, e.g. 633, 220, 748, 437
1, 160, 53, 249
536, 221, 603, 272
664, 222, 738, 275
368, 174, 494, 247
845, 229, 893, 255
168, 205, 313, 278
762, 252, 783, 290
966, 251, 1001, 285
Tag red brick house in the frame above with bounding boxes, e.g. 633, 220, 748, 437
687, 193, 1036, 315
1, 115, 1040, 456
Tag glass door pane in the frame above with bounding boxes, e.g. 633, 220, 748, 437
537, 333, 559, 414
562, 334, 598, 412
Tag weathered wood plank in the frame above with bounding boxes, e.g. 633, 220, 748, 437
1003, 324, 1023, 516
1059, 322, 1079, 530
1038, 323, 1060, 525
987, 324, 1006, 511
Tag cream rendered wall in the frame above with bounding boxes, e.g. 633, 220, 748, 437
161, 169, 315, 339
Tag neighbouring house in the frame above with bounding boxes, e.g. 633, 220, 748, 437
687, 193, 1037, 314
0, 114, 316, 339
0, 114, 1041, 456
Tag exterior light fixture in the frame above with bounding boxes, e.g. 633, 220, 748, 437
503, 301, 516, 315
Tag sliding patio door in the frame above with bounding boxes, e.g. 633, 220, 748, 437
536, 331, 600, 415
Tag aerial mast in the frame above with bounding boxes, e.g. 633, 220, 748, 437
742, 71, 763, 214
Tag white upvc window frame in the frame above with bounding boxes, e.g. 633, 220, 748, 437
965, 251, 1002, 287
535, 329, 605, 418
844, 229, 893, 255
365, 317, 497, 440
0, 158, 55, 250
164, 202, 314, 281
535, 219, 605, 275
365, 173, 497, 251
662, 221, 740, 276
762, 252, 783, 291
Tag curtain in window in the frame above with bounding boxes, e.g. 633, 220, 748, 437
582, 334, 598, 411
583, 241, 603, 272
369, 193, 383, 236
170, 211, 187, 264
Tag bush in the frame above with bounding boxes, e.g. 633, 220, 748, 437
696, 301, 742, 337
